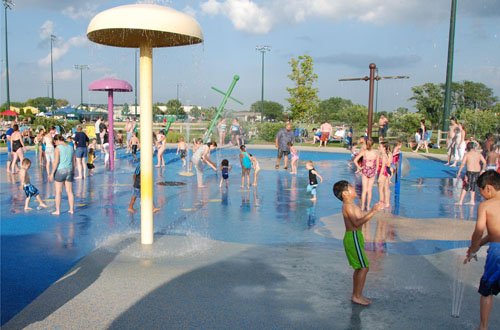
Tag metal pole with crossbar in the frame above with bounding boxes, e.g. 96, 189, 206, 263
339, 63, 409, 140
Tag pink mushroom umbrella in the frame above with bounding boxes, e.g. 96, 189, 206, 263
89, 77, 132, 170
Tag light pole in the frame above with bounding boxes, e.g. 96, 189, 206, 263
3, 0, 13, 111
134, 49, 138, 117
74, 64, 89, 108
442, 0, 458, 132
50, 34, 56, 112
256, 45, 270, 122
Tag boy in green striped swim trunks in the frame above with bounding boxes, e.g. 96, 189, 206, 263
333, 180, 383, 306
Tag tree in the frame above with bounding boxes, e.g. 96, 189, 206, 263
189, 106, 202, 120
333, 105, 368, 131
409, 83, 443, 129
316, 97, 354, 123
286, 55, 319, 123
452, 81, 497, 111
122, 103, 130, 116
250, 100, 284, 121
165, 99, 185, 116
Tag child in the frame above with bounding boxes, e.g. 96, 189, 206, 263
129, 132, 140, 162
456, 141, 487, 205
378, 142, 392, 208
250, 154, 260, 186
87, 148, 96, 176
176, 137, 188, 168
353, 138, 379, 211
305, 160, 323, 201
464, 170, 500, 330
289, 142, 299, 174
128, 162, 160, 213
219, 159, 231, 188
333, 180, 383, 306
239, 145, 252, 189
19, 158, 47, 211
485, 144, 499, 172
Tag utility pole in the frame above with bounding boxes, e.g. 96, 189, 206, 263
134, 49, 138, 117
442, 0, 458, 132
3, 0, 13, 111
74, 64, 89, 109
50, 34, 56, 112
176, 83, 182, 115
339, 63, 409, 140
256, 45, 270, 122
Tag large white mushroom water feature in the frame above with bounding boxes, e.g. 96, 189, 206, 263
87, 4, 203, 244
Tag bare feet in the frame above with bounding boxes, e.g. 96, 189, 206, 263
352, 295, 371, 306
68, 210, 74, 214
465, 201, 475, 205
455, 202, 463, 205
51, 210, 60, 215
24, 207, 33, 211
74, 176, 82, 179
198, 185, 206, 188
39, 203, 48, 208
310, 197, 317, 201
155, 165, 160, 168
128, 208, 136, 213
153, 207, 160, 213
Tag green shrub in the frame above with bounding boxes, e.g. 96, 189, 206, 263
256, 122, 283, 142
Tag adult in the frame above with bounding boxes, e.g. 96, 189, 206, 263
191, 141, 217, 187
5, 121, 15, 172
50, 134, 75, 215
451, 122, 467, 167
217, 118, 227, 146
125, 117, 134, 153
445, 117, 459, 165
319, 121, 333, 148
378, 114, 389, 142
230, 119, 241, 147
74, 125, 89, 179
10, 124, 25, 174
94, 117, 102, 148
44, 126, 56, 177
275, 122, 294, 170
413, 119, 429, 153
101, 124, 110, 169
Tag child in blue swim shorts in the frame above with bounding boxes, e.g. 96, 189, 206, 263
465, 170, 500, 330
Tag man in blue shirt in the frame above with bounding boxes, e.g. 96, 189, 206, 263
275, 122, 294, 170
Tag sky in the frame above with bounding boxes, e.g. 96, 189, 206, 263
1, 0, 499, 113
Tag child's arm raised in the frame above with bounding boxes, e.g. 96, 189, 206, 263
347, 202, 383, 228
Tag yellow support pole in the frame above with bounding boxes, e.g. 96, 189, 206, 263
140, 43, 154, 245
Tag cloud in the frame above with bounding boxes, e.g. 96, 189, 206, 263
55, 69, 77, 81
201, 0, 273, 34
61, 3, 99, 20
183, 5, 197, 18
316, 53, 421, 69
38, 33, 88, 67
200, 0, 500, 34
39, 20, 54, 40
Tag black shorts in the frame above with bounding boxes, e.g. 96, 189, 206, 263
277, 149, 290, 158
132, 145, 138, 155
464, 171, 480, 192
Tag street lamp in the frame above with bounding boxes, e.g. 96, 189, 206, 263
74, 64, 89, 108
50, 34, 56, 112
256, 45, 270, 122
3, 0, 13, 111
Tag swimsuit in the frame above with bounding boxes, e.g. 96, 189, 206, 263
344, 230, 369, 269
478, 242, 500, 296
464, 171, 480, 192
486, 164, 497, 171
361, 159, 377, 178
222, 166, 229, 179
179, 149, 187, 159
23, 184, 39, 198
307, 168, 318, 196
12, 139, 22, 152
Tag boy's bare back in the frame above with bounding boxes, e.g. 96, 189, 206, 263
481, 195, 500, 243
463, 150, 486, 172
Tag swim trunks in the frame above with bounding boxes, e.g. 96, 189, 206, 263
344, 230, 369, 269
478, 242, 500, 296
179, 150, 187, 159
464, 171, 480, 192
320, 132, 329, 142
23, 184, 39, 198
486, 165, 497, 171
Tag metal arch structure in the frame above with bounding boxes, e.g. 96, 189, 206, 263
339, 63, 409, 140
